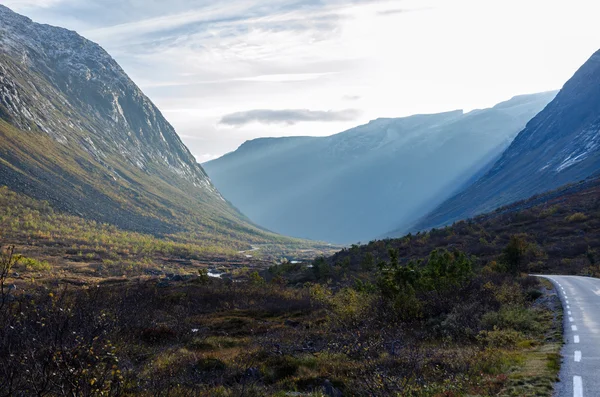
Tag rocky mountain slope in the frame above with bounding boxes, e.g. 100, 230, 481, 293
0, 5, 293, 248
204, 92, 556, 243
413, 49, 600, 232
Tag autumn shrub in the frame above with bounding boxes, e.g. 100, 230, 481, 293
19, 256, 51, 272
566, 212, 588, 222
481, 306, 538, 333
477, 328, 524, 348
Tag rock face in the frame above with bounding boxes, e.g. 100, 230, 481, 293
204, 92, 556, 243
414, 49, 600, 233
0, 5, 259, 238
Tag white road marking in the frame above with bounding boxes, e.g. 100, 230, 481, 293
569, 311, 572, 315
574, 375, 583, 397
574, 351, 582, 362
572, 325, 578, 331
574, 335, 580, 343
567, 305, 571, 309
570, 317, 574, 322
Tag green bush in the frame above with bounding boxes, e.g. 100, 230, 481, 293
482, 307, 538, 333
477, 328, 524, 348
20, 257, 51, 272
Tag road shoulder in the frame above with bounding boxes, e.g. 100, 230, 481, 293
499, 278, 563, 396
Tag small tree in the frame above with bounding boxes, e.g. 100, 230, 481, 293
0, 245, 21, 313
421, 249, 473, 292
361, 252, 375, 272
312, 257, 331, 280
501, 235, 529, 275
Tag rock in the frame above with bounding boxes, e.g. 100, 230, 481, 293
245, 367, 261, 379
323, 380, 342, 397
284, 319, 301, 327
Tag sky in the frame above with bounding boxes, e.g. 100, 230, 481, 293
4, 0, 600, 162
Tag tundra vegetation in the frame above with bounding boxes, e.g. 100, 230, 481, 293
1, 239, 561, 396
4, 177, 598, 395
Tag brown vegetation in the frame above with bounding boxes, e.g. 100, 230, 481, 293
325, 177, 600, 277
0, 240, 561, 396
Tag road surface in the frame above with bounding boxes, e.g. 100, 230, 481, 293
541, 276, 600, 397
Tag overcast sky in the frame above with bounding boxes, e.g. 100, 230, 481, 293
4, 0, 600, 162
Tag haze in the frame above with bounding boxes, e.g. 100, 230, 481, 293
5, 0, 600, 162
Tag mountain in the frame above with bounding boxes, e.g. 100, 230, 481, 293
204, 92, 556, 243
324, 174, 600, 277
413, 49, 600, 232
0, 5, 294, 249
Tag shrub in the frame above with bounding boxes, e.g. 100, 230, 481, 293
526, 289, 543, 301
249, 271, 266, 286
493, 282, 525, 306
195, 357, 227, 372
501, 235, 529, 275
312, 257, 331, 280
140, 326, 177, 344
539, 205, 560, 218
19, 257, 51, 272
481, 307, 538, 333
566, 212, 588, 222
477, 328, 523, 348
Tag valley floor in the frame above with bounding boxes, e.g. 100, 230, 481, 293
1, 243, 563, 396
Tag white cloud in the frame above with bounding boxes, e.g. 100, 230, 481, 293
2, 0, 65, 8
219, 108, 361, 126
6, 0, 600, 161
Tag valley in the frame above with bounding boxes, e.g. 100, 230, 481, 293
0, 2, 599, 397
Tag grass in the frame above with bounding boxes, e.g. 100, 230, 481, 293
0, 249, 562, 396
0, 185, 337, 281
0, 115, 335, 266
498, 279, 563, 396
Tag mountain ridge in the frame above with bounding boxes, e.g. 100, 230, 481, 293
0, 5, 302, 250
412, 49, 600, 233
205, 92, 556, 243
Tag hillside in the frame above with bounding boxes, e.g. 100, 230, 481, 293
323, 175, 600, 277
204, 92, 556, 243
0, 5, 314, 252
415, 49, 600, 232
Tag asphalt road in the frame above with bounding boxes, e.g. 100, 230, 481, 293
541, 276, 600, 397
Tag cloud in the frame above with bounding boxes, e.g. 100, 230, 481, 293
377, 7, 434, 16
219, 109, 360, 126
377, 8, 408, 15
2, 0, 65, 8
237, 72, 338, 82
82, 1, 347, 43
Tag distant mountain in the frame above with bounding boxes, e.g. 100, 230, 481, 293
413, 49, 600, 233
0, 5, 289, 247
204, 92, 556, 243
